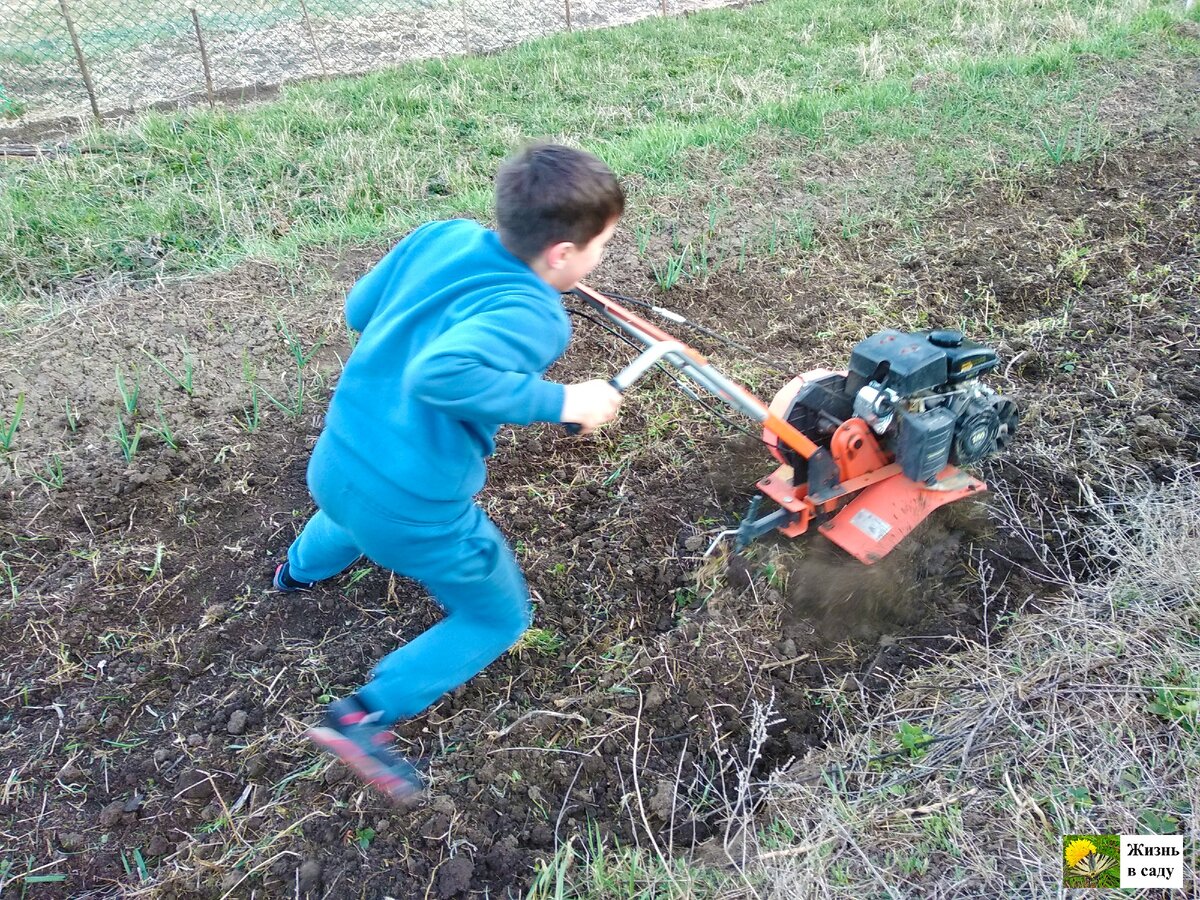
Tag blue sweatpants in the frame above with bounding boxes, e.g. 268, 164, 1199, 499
285, 469, 532, 726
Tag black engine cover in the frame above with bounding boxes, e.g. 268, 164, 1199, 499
848, 329, 999, 395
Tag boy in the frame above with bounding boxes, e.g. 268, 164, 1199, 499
273, 143, 625, 801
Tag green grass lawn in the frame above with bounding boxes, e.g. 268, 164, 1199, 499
1, 0, 1197, 315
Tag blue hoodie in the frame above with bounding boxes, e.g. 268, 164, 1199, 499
311, 219, 571, 507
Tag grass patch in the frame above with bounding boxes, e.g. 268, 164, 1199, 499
1, 0, 1197, 313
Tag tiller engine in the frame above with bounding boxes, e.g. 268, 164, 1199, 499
569, 284, 1018, 564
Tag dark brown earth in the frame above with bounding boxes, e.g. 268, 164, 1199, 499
0, 135, 1196, 897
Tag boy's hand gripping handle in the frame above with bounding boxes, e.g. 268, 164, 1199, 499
563, 340, 691, 435
564, 379, 622, 435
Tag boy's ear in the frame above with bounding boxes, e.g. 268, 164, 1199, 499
544, 240, 576, 271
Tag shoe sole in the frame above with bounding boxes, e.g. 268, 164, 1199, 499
273, 563, 312, 593
306, 726, 425, 803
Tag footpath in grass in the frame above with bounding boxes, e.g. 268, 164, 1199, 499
1, 0, 1198, 313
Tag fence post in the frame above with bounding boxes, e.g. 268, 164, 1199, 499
189, 6, 217, 109
56, 0, 101, 122
461, 0, 472, 53
297, 0, 330, 79
564, 0, 572, 30
660, 0, 667, 17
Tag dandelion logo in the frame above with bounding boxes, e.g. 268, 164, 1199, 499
1063, 834, 1120, 888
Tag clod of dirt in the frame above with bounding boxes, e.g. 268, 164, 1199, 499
58, 832, 86, 852
174, 768, 215, 802
122, 793, 143, 814
199, 604, 228, 628
420, 813, 451, 844
226, 709, 248, 735
648, 779, 676, 821
322, 763, 347, 785
98, 800, 125, 827
56, 761, 86, 782
645, 684, 667, 711
435, 856, 475, 898
221, 872, 245, 894
297, 859, 321, 893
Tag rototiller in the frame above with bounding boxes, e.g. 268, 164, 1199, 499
568, 284, 1018, 564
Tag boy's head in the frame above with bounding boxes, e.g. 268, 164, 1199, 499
496, 143, 624, 290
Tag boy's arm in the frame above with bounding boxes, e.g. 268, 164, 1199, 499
408, 296, 567, 425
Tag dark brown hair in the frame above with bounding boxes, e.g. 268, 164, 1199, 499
495, 143, 625, 263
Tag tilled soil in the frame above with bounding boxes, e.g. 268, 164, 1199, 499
0, 135, 1197, 897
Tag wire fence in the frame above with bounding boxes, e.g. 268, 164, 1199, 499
1, 0, 747, 132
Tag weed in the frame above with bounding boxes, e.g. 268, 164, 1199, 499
147, 402, 178, 449
119, 847, 150, 881
142, 347, 195, 395
354, 827, 376, 849
1139, 809, 1181, 835
238, 385, 262, 433
1147, 664, 1199, 733
896, 720, 934, 758
840, 202, 865, 240
514, 627, 564, 657
1, 393, 24, 451
260, 372, 305, 418
651, 246, 690, 291
762, 561, 787, 590
634, 222, 653, 257
32, 454, 65, 491
1058, 245, 1092, 288
141, 543, 165, 580
63, 399, 78, 433
688, 240, 715, 280
791, 213, 817, 250
344, 566, 373, 587
528, 823, 718, 898
1036, 110, 1103, 166
115, 366, 140, 416
763, 217, 780, 255
112, 418, 142, 462
276, 315, 326, 369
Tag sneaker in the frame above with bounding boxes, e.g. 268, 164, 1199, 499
305, 696, 427, 803
273, 562, 314, 593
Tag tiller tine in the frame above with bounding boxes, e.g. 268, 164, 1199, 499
818, 467, 985, 564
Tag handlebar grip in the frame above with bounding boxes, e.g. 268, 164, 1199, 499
563, 379, 622, 435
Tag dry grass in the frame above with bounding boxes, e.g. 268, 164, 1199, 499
730, 463, 1200, 896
